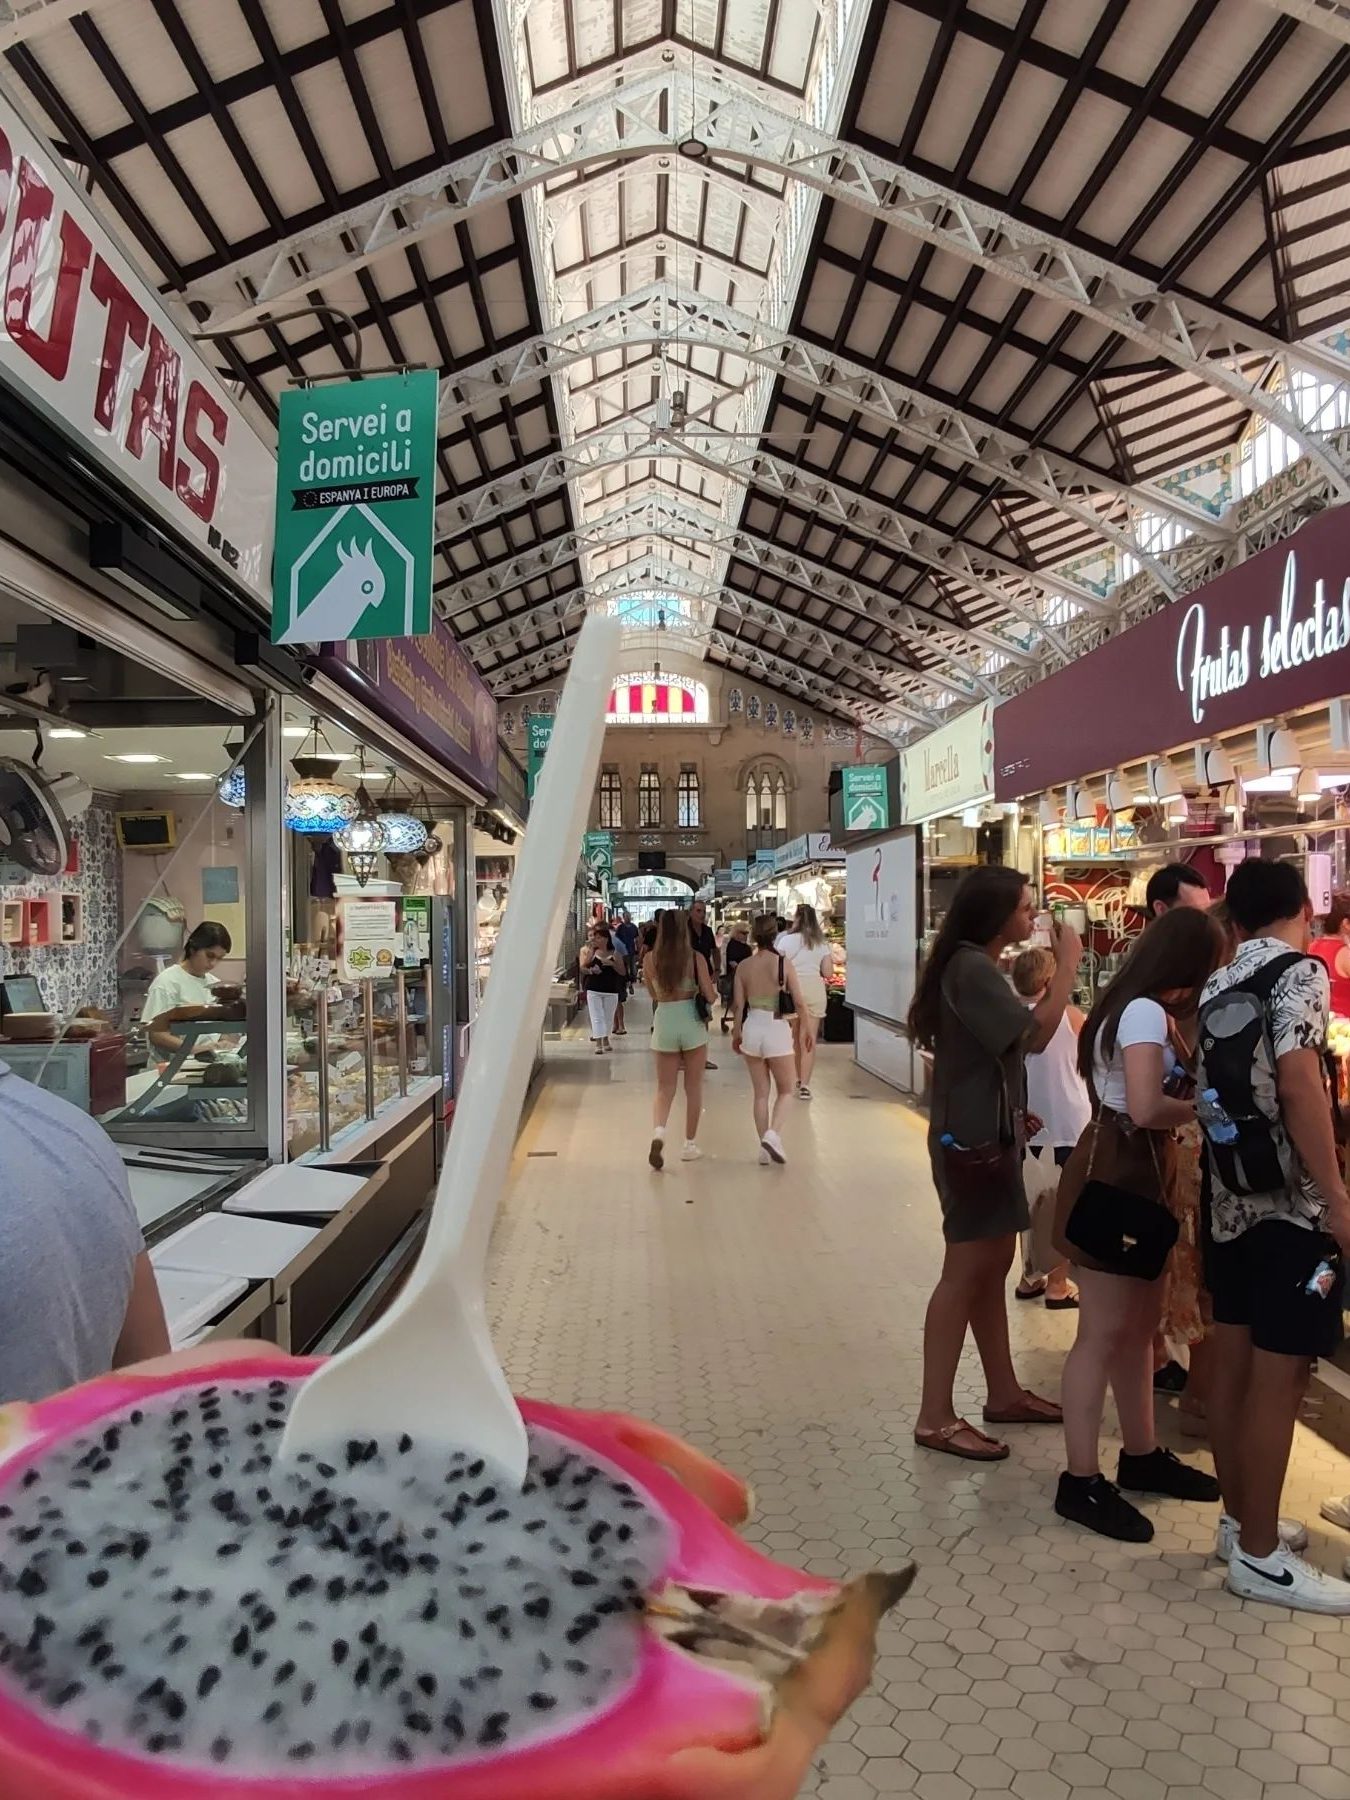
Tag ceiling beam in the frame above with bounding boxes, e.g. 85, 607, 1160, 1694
436, 280, 1227, 572
433, 420, 1099, 644
177, 66, 1350, 492
1250, 0, 1350, 42
461, 559, 981, 707
440, 497, 1039, 674
0, 0, 84, 51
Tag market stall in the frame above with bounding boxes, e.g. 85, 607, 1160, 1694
994, 504, 1350, 1385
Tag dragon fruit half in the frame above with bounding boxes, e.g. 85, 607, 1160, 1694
0, 1348, 914, 1799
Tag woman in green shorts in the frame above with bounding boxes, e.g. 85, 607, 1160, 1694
645, 908, 719, 1170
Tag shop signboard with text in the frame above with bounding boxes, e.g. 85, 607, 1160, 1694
527, 716, 554, 798
899, 702, 996, 823
583, 831, 615, 878
273, 371, 437, 645
994, 507, 1350, 800
311, 620, 498, 799
731, 859, 749, 886
0, 88, 274, 603
841, 764, 890, 832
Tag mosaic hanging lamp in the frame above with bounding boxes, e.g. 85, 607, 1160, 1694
376, 766, 429, 855
284, 715, 357, 835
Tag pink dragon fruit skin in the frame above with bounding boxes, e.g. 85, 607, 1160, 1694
0, 1355, 906, 1800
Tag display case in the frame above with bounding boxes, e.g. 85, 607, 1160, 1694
285, 969, 434, 1159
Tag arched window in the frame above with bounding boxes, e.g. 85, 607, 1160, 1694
744, 761, 791, 853
677, 767, 701, 828
638, 766, 661, 827
599, 768, 622, 829
607, 673, 709, 724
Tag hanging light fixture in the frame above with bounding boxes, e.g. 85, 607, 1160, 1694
334, 751, 389, 887
284, 716, 357, 834
376, 765, 429, 855
217, 766, 246, 810
1243, 722, 1301, 796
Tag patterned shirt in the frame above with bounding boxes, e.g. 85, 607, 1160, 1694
1198, 937, 1330, 1242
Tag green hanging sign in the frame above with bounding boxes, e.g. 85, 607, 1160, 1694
527, 716, 554, 798
583, 830, 615, 878
842, 764, 890, 832
272, 370, 438, 646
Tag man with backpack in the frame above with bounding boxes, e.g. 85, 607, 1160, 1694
1197, 858, 1350, 1612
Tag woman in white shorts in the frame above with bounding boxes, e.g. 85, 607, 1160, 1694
775, 904, 835, 1098
732, 914, 813, 1165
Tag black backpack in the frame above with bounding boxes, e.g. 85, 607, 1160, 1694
1195, 950, 1309, 1197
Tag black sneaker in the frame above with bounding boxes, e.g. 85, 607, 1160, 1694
1117, 1445, 1220, 1503
1153, 1360, 1188, 1393
1055, 1473, 1154, 1543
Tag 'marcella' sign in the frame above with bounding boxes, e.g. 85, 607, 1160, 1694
0, 90, 273, 601
994, 506, 1350, 801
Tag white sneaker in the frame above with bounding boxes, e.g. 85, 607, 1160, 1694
1225, 1543, 1350, 1613
798, 1083, 812, 1100
1215, 1513, 1308, 1562
761, 1130, 786, 1165
680, 1141, 702, 1162
1320, 1494, 1350, 1531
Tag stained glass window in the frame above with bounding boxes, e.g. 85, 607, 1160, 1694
607, 674, 709, 724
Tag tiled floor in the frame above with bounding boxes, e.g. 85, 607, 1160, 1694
486, 999, 1350, 1799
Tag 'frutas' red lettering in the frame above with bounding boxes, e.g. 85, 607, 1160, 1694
126, 324, 181, 489
89, 253, 148, 431
176, 380, 224, 522
4, 157, 92, 381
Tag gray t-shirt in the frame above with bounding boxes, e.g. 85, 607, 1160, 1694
928, 945, 1032, 1161
0, 1060, 143, 1402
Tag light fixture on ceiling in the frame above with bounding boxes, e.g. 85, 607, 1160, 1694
1146, 758, 1184, 804
1243, 723, 1300, 795
1037, 793, 1058, 828
177, 772, 215, 781
1105, 771, 1131, 813
677, 137, 708, 159
1194, 743, 1235, 788
376, 765, 429, 855
1065, 782, 1094, 823
106, 753, 168, 765
282, 724, 309, 738
47, 726, 88, 740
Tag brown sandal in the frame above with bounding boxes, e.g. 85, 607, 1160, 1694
983, 1391, 1063, 1425
914, 1420, 1010, 1461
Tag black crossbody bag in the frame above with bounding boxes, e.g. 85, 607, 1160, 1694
1064, 1111, 1178, 1280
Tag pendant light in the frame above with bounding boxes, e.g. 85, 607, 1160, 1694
284, 716, 359, 834
375, 766, 429, 855
333, 749, 389, 886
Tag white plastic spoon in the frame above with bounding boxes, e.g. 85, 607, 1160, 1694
281, 611, 625, 1484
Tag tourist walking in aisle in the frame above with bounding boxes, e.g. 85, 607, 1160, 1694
687, 899, 721, 1070
720, 922, 751, 1031
645, 908, 719, 1169
1052, 908, 1225, 1542
775, 904, 834, 1098
910, 867, 1082, 1461
612, 908, 639, 1035
732, 915, 812, 1165
579, 920, 627, 1053
1197, 859, 1350, 1612
1011, 948, 1086, 1308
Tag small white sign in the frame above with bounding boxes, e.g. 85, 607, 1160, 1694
339, 898, 400, 980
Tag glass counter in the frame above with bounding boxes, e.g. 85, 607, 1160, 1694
286, 970, 429, 1159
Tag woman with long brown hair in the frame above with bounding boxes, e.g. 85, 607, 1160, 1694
1052, 906, 1224, 1542
645, 907, 719, 1170
910, 867, 1082, 1461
